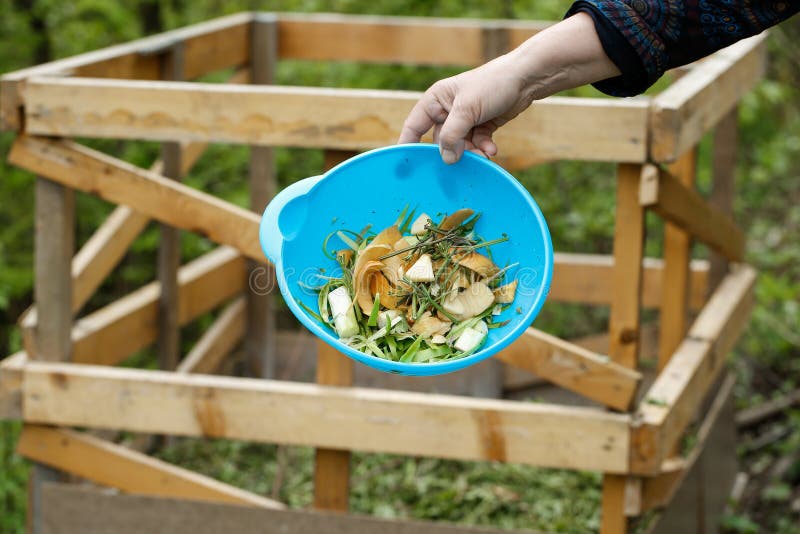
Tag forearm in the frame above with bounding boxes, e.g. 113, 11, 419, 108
507, 12, 620, 103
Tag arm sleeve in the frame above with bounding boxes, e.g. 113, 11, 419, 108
566, 0, 800, 97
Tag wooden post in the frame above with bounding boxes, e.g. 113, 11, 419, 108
658, 149, 698, 370
709, 107, 738, 293
157, 42, 184, 372
245, 14, 278, 379
602, 164, 646, 534
313, 149, 356, 512
29, 177, 75, 534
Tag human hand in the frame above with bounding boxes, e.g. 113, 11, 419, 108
398, 13, 620, 164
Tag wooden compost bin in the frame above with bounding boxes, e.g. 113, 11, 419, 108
0, 12, 765, 534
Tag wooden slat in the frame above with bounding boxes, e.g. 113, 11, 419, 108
22, 77, 650, 163
640, 373, 736, 513
650, 34, 766, 162
20, 361, 631, 473
602, 163, 647, 534
495, 328, 641, 411
158, 43, 185, 373
0, 352, 26, 419
630, 266, 756, 475
40, 483, 524, 534
640, 164, 744, 262
0, 12, 253, 131
72, 247, 244, 366
658, 149, 697, 371
17, 425, 283, 509
8, 136, 264, 262
276, 13, 549, 66
177, 297, 245, 375
246, 14, 278, 380
551, 253, 708, 310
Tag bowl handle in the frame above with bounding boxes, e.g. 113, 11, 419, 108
259, 175, 324, 264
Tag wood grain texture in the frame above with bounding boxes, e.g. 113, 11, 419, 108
631, 266, 755, 475
22, 77, 649, 162
72, 247, 244, 366
650, 34, 766, 162
658, 148, 697, 371
177, 297, 246, 375
17, 425, 283, 509
640, 164, 744, 262
0, 352, 25, 419
0, 12, 252, 130
709, 107, 738, 293
8, 136, 264, 262
495, 328, 641, 411
21, 361, 631, 473
40, 483, 528, 534
551, 253, 708, 310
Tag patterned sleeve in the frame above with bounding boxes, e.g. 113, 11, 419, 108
566, 0, 800, 96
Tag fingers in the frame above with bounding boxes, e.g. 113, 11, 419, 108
470, 123, 498, 157
398, 85, 450, 144
437, 102, 477, 164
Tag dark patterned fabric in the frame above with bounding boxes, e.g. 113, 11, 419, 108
567, 0, 800, 96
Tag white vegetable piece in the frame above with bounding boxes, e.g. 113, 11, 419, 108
377, 309, 402, 329
430, 334, 447, 345
327, 286, 359, 338
454, 321, 487, 352
405, 253, 435, 282
410, 213, 432, 235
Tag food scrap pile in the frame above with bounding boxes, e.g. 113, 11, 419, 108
302, 207, 519, 363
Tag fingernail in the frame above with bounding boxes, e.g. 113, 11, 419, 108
440, 148, 458, 164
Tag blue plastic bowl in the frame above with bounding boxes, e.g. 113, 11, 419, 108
260, 144, 552, 376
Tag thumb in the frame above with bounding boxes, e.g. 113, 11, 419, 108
437, 102, 478, 164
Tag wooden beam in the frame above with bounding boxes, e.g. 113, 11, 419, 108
649, 34, 766, 162
22, 77, 649, 163
8, 136, 264, 262
658, 149, 697, 371
0, 12, 253, 131
17, 425, 283, 509
640, 164, 744, 262
20, 361, 631, 473
709, 107, 738, 293
631, 266, 756, 475
495, 328, 641, 411
551, 253, 708, 310
39, 482, 520, 534
72, 247, 244, 366
177, 297, 245, 375
0, 352, 25, 419
639, 374, 736, 514
276, 13, 549, 65
246, 14, 279, 380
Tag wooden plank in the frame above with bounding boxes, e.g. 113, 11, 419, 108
658, 149, 697, 371
8, 136, 264, 262
631, 266, 756, 475
17, 425, 283, 509
177, 297, 245, 375
22, 77, 650, 162
0, 12, 253, 131
551, 253, 708, 310
72, 247, 244, 366
158, 43, 185, 373
602, 163, 647, 534
245, 14, 278, 380
640, 164, 744, 262
650, 34, 767, 162
495, 328, 641, 411
34, 179, 74, 362
640, 374, 735, 513
276, 13, 549, 66
21, 361, 631, 473
608, 164, 646, 369
40, 483, 528, 534
0, 352, 26, 419
709, 107, 738, 293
